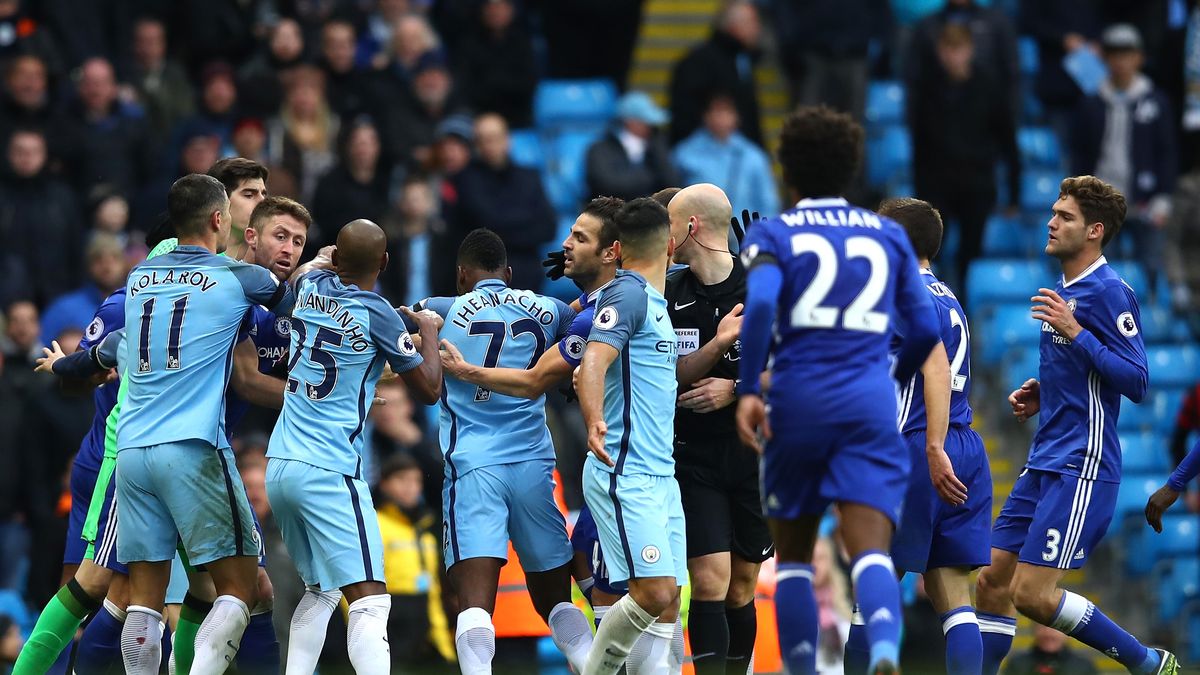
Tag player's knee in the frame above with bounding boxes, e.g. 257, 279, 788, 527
631, 581, 679, 616
975, 566, 1009, 603
1010, 581, 1055, 622
255, 568, 274, 604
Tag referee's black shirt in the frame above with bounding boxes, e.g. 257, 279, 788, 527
665, 256, 745, 443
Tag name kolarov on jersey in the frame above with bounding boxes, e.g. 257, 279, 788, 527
127, 269, 219, 295
448, 289, 560, 329
296, 290, 370, 351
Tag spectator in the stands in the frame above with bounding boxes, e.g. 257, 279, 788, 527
586, 91, 679, 204
383, 51, 465, 169
1003, 624, 1098, 675
454, 0, 537, 129
312, 116, 395, 250
908, 0, 1019, 119
1172, 381, 1200, 468
0, 55, 67, 160
0, 614, 22, 663
670, 0, 763, 145
0, 0, 61, 76
63, 57, 151, 199
39, 233, 126, 347
1020, 0, 1102, 140
320, 19, 384, 121
383, 177, 442, 302
127, 16, 194, 145
1, 301, 41, 368
0, 352, 29, 593
1165, 161, 1200, 329
0, 129, 82, 307
672, 91, 779, 218
1070, 24, 1176, 292
170, 61, 240, 163
428, 115, 474, 296
385, 14, 442, 90
909, 24, 1019, 293
452, 113, 556, 292
132, 129, 222, 232
371, 377, 442, 508
358, 0, 419, 69
267, 65, 340, 204
540, 0, 643, 90
239, 17, 308, 119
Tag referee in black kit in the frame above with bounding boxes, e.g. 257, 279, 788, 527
663, 183, 772, 675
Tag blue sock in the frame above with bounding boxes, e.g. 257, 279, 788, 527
775, 562, 819, 675
844, 609, 869, 674
1052, 591, 1156, 673
941, 606, 983, 675
850, 551, 901, 670
161, 622, 172, 669
236, 611, 281, 675
74, 601, 125, 675
977, 612, 1016, 675
47, 637, 73, 675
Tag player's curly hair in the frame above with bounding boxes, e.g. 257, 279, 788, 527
582, 196, 624, 249
458, 228, 507, 272
1059, 175, 1126, 247
777, 105, 864, 199
878, 197, 943, 261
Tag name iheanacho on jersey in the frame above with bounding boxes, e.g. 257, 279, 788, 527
128, 269, 218, 295
780, 209, 882, 229
297, 291, 370, 352
450, 290, 557, 329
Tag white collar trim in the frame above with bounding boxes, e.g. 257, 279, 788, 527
1062, 255, 1107, 288
796, 197, 849, 208
919, 267, 935, 276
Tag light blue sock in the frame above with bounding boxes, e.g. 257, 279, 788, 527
1052, 591, 1155, 673
850, 551, 901, 670
775, 562, 818, 675
844, 607, 869, 674
977, 612, 1016, 675
74, 600, 125, 675
941, 606, 983, 675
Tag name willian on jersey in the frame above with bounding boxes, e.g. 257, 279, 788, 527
296, 290, 370, 352
780, 208, 882, 229
128, 269, 218, 296
450, 289, 557, 329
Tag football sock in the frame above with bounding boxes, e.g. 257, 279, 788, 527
977, 612, 1016, 675
775, 562, 818, 675
120, 606, 163, 675
235, 609, 280, 674
455, 606, 496, 675
578, 576, 595, 603
548, 601, 594, 673
844, 608, 870, 675
12, 579, 100, 675
942, 606, 983, 675
347, 595, 392, 675
850, 551, 902, 671
173, 592, 213, 675
593, 604, 610, 631
670, 616, 685, 675
627, 620, 674, 675
1051, 591, 1156, 673
192, 595, 249, 675
583, 593, 660, 675
74, 599, 126, 674
688, 599, 728, 674
725, 600, 757, 675
285, 586, 341, 675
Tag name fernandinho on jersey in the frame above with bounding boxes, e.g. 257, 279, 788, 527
297, 291, 370, 352
128, 269, 218, 296
450, 290, 557, 329
780, 209, 882, 229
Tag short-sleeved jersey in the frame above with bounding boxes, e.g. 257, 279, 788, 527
896, 269, 974, 433
586, 270, 678, 477
428, 279, 574, 476
119, 246, 294, 451
268, 270, 423, 477
1027, 257, 1148, 483
559, 290, 597, 368
74, 287, 126, 472
225, 305, 291, 434
740, 197, 934, 423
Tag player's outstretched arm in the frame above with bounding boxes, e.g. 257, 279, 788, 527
921, 342, 967, 506
39, 330, 124, 380
439, 339, 571, 399
230, 338, 285, 409
399, 306, 443, 404
676, 303, 743, 386
1147, 437, 1200, 532
289, 245, 336, 282
578, 341, 619, 467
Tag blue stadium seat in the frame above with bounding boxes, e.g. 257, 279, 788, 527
1157, 557, 1200, 623
1019, 170, 1062, 213
508, 128, 544, 169
1113, 474, 1161, 524
543, 130, 601, 213
1119, 387, 1187, 434
0, 589, 31, 635
1107, 260, 1149, 295
1004, 348, 1041, 394
865, 80, 905, 126
1139, 307, 1177, 345
1148, 346, 1200, 389
1017, 127, 1061, 169
1018, 36, 1040, 75
1127, 514, 1198, 576
981, 213, 1043, 257
965, 258, 1053, 308
1119, 432, 1171, 474
533, 79, 618, 129
979, 303, 1040, 366
865, 124, 911, 187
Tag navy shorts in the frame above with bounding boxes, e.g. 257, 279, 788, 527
891, 426, 993, 574
570, 505, 618, 596
64, 462, 100, 566
991, 468, 1118, 569
761, 414, 910, 526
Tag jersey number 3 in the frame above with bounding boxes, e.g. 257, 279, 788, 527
789, 234, 889, 333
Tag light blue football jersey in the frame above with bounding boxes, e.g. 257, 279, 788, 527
268, 270, 424, 477
118, 245, 294, 451
424, 279, 574, 475
586, 270, 678, 477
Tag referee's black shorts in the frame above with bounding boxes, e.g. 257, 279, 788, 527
674, 434, 774, 563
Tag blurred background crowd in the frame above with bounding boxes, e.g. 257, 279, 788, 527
0, 0, 1199, 672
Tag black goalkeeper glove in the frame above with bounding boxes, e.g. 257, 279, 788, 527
729, 209, 761, 245
543, 249, 567, 281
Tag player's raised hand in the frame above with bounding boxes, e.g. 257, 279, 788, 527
1008, 378, 1040, 421
34, 340, 66, 374
587, 420, 613, 466
678, 377, 735, 413
729, 209, 761, 244
927, 447, 968, 506
716, 303, 744, 350
400, 305, 443, 334
736, 395, 771, 454
1031, 288, 1082, 340
1145, 485, 1181, 533
438, 339, 471, 379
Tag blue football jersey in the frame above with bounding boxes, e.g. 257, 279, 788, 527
739, 197, 936, 423
586, 270, 678, 477
268, 270, 423, 477
74, 287, 127, 472
1026, 257, 1148, 483
896, 269, 974, 432
225, 305, 291, 434
558, 290, 597, 369
119, 246, 294, 451
427, 279, 574, 476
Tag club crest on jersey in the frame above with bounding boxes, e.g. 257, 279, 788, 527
85, 316, 104, 341
740, 243, 760, 267
641, 545, 660, 564
1117, 311, 1138, 337
564, 334, 586, 360
1067, 298, 1077, 313
595, 307, 619, 330
398, 332, 417, 356
274, 317, 291, 338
